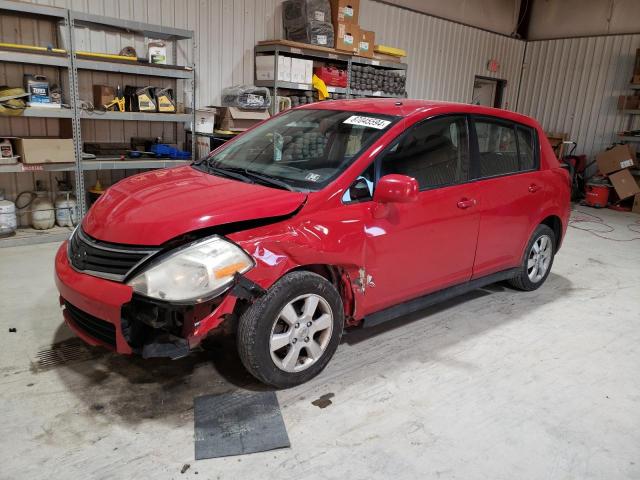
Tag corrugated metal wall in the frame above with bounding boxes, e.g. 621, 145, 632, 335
359, 0, 525, 109
517, 35, 640, 161
24, 0, 526, 107
3, 0, 526, 226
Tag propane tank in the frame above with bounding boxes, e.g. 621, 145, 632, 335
0, 189, 17, 237
55, 190, 77, 227
31, 190, 55, 230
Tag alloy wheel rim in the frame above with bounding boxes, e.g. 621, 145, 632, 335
269, 294, 333, 373
527, 234, 552, 283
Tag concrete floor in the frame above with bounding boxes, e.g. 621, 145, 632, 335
1, 206, 639, 480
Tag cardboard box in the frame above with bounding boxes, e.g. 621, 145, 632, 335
216, 107, 270, 132
330, 0, 359, 25
92, 85, 115, 108
195, 107, 216, 134
335, 21, 361, 53
255, 55, 291, 82
617, 95, 640, 110
632, 193, 640, 214
14, 138, 74, 164
596, 144, 637, 175
609, 169, 640, 200
291, 58, 313, 84
358, 30, 375, 58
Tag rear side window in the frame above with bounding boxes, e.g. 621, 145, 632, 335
516, 125, 536, 171
473, 118, 539, 178
474, 119, 519, 177
379, 116, 470, 189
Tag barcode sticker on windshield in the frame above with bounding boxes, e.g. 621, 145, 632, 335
343, 115, 391, 129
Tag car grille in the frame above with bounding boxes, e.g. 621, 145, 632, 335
68, 228, 158, 281
64, 301, 117, 347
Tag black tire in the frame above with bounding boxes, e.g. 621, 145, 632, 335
237, 271, 344, 388
509, 224, 556, 291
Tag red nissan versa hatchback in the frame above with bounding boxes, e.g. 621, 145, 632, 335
55, 100, 570, 388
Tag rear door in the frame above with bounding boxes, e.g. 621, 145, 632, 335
361, 114, 481, 314
470, 116, 543, 278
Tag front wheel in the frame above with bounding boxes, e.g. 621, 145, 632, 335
508, 224, 556, 291
237, 271, 344, 388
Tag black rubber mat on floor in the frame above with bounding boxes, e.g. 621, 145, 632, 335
194, 390, 290, 459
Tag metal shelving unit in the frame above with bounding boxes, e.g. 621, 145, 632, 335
255, 41, 408, 114
82, 158, 191, 170
75, 57, 193, 79
80, 111, 193, 122
0, 0, 196, 247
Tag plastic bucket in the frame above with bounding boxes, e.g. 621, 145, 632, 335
584, 183, 610, 208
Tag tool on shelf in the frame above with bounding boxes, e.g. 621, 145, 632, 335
103, 85, 125, 112
137, 87, 158, 112
155, 87, 176, 113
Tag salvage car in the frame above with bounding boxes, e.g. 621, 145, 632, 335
55, 100, 570, 388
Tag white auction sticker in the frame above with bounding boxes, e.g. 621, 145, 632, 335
343, 115, 391, 129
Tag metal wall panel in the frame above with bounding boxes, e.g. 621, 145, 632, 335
517, 35, 640, 161
359, 0, 526, 109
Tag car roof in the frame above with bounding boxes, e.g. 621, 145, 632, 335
298, 99, 538, 128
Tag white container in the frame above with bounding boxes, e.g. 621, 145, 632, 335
0, 189, 17, 236
148, 40, 167, 65
55, 191, 77, 227
31, 191, 55, 230
255, 55, 291, 82
1, 138, 14, 158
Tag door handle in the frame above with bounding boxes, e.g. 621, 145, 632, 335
457, 198, 476, 209
528, 183, 542, 193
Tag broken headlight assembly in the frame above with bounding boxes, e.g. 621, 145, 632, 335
127, 236, 254, 303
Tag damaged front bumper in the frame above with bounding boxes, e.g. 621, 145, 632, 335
55, 241, 257, 359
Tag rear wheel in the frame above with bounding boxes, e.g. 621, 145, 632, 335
509, 224, 555, 291
237, 271, 344, 388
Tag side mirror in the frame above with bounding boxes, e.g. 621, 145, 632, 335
373, 174, 419, 204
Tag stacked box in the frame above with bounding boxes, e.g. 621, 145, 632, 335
283, 0, 335, 48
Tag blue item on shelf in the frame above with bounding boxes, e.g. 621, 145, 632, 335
149, 143, 191, 159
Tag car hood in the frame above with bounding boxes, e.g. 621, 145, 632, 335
82, 166, 307, 245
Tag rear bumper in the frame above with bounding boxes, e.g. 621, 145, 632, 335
54, 241, 237, 356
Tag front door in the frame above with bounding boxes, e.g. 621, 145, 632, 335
361, 115, 481, 315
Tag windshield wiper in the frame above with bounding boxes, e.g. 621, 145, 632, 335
242, 170, 295, 191
206, 164, 255, 184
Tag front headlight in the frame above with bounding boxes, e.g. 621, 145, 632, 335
127, 236, 254, 303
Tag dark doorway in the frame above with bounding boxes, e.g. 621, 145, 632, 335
472, 76, 506, 108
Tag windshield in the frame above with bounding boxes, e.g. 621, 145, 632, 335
194, 108, 399, 191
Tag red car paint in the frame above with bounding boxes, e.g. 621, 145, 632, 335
55, 99, 570, 354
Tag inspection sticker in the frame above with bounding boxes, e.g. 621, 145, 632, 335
343, 115, 391, 129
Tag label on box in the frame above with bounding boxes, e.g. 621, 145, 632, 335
21, 164, 43, 171
620, 159, 634, 168
359, 42, 369, 51
313, 11, 325, 21
246, 94, 263, 106
290, 47, 303, 54
371, 60, 380, 66
317, 35, 327, 45
344, 6, 354, 17
344, 34, 353, 45
344, 115, 391, 129
327, 86, 336, 93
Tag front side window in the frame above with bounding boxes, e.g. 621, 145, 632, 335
195, 109, 398, 191
379, 116, 470, 190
